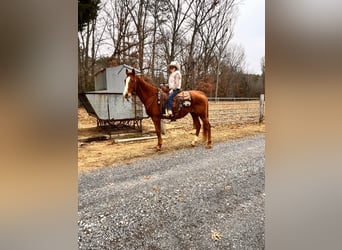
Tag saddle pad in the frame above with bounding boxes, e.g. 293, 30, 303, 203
176, 91, 191, 107
176, 91, 191, 100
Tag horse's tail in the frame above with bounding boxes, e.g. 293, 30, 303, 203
201, 96, 209, 141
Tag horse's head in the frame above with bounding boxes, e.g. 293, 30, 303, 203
123, 69, 137, 99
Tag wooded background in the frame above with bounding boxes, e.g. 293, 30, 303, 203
78, 0, 265, 97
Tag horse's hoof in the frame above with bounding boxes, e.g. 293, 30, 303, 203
205, 144, 212, 149
155, 145, 161, 151
191, 136, 199, 147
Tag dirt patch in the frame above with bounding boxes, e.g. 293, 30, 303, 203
78, 107, 265, 173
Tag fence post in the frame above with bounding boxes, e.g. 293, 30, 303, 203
259, 94, 265, 123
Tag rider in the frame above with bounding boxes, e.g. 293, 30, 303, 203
165, 61, 182, 117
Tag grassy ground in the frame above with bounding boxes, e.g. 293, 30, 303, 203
78, 107, 265, 172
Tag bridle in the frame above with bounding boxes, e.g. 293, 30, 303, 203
129, 76, 137, 96
125, 74, 157, 111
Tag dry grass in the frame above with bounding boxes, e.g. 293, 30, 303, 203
78, 107, 265, 173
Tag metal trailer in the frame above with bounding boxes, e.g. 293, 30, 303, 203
79, 64, 149, 131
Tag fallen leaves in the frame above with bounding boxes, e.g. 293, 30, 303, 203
211, 230, 222, 241
78, 107, 265, 172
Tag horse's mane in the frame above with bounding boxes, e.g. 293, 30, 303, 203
139, 75, 158, 88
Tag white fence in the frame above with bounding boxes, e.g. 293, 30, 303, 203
167, 95, 265, 129
208, 95, 265, 125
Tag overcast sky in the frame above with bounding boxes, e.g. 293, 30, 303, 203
232, 0, 265, 75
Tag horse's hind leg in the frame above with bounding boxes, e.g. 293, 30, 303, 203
200, 115, 212, 149
190, 112, 201, 146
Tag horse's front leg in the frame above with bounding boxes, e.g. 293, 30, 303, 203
151, 117, 162, 150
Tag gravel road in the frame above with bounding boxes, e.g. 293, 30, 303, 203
78, 135, 265, 249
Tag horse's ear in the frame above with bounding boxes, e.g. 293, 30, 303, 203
132, 69, 135, 76
126, 69, 129, 75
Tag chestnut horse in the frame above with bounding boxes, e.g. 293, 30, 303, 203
123, 69, 212, 150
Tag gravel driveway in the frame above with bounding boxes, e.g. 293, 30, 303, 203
78, 135, 265, 249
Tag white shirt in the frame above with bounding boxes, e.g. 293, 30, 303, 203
168, 70, 182, 90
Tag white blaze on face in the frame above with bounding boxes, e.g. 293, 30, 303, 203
123, 76, 130, 97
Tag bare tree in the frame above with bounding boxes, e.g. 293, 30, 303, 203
146, 0, 169, 78
101, 0, 136, 66
126, 0, 151, 70
85, 0, 247, 97
78, 19, 97, 92
158, 0, 193, 63
129, 0, 193, 85
197, 0, 237, 95
225, 44, 247, 96
182, 0, 221, 89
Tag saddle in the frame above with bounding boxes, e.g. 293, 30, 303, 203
158, 88, 192, 118
174, 91, 191, 108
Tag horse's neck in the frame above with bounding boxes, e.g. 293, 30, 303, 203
136, 78, 156, 104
